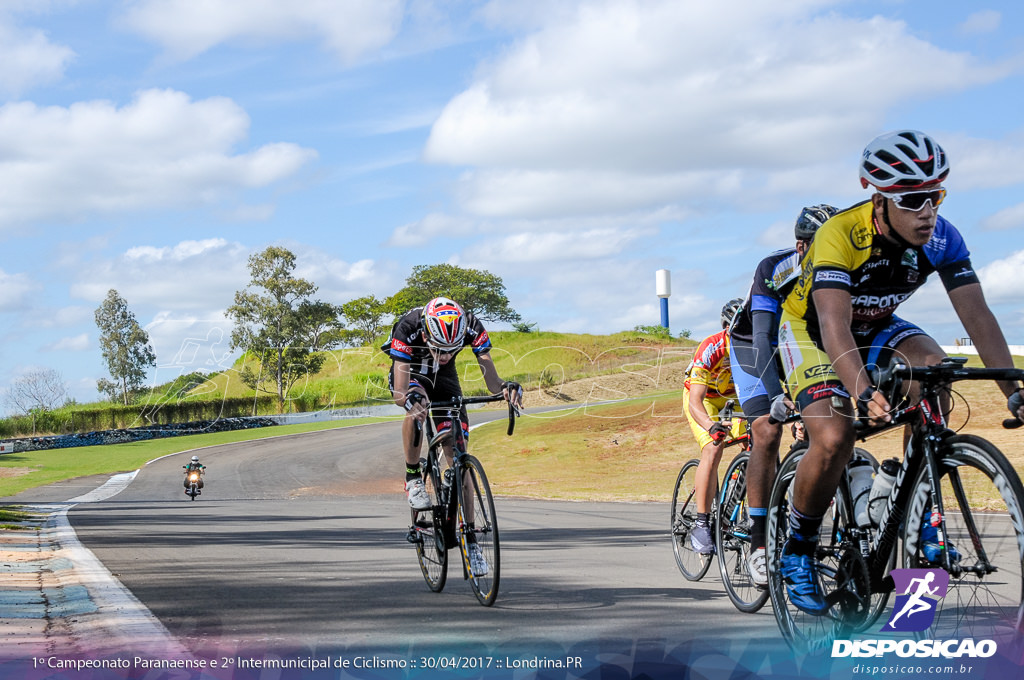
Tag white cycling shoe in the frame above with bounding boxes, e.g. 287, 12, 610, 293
468, 542, 489, 575
405, 478, 431, 510
746, 547, 768, 587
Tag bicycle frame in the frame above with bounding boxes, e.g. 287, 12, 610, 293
852, 360, 1024, 589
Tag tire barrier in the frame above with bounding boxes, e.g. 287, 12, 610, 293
2, 417, 278, 453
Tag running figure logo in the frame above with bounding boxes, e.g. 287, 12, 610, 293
883, 568, 950, 632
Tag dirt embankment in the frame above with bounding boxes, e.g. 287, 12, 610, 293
521, 352, 692, 408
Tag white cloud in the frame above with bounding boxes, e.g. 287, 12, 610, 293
960, 10, 1001, 35
0, 268, 40, 312
385, 213, 479, 247
70, 238, 251, 312
455, 168, 743, 219
118, 0, 404, 63
24, 306, 92, 329
43, 333, 89, 352
978, 250, 1024, 304
425, 1, 1015, 218
0, 89, 317, 228
0, 18, 74, 94
463, 227, 653, 263
979, 201, 1024, 231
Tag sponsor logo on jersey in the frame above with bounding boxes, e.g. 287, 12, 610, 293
803, 364, 834, 379
850, 225, 872, 250
901, 249, 919, 269
472, 330, 490, 348
814, 269, 851, 285
852, 292, 911, 309
390, 339, 412, 355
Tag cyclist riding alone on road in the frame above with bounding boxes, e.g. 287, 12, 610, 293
683, 298, 747, 555
776, 129, 1024, 616
183, 455, 205, 495
383, 296, 523, 513
728, 204, 836, 586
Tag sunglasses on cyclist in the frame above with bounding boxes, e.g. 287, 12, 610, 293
877, 187, 946, 212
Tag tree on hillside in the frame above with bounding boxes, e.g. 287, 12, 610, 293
226, 246, 343, 410
340, 295, 391, 347
95, 289, 157, 405
3, 368, 69, 414
387, 264, 521, 323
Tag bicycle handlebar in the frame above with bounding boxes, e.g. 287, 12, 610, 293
856, 358, 1024, 435
410, 393, 519, 445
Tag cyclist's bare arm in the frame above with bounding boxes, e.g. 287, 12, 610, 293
392, 361, 428, 421
476, 353, 522, 407
813, 287, 890, 423
950, 284, 1024, 412
686, 382, 717, 431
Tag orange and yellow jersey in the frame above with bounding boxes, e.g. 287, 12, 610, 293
684, 329, 736, 399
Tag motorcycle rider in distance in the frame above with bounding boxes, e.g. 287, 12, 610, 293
183, 455, 205, 495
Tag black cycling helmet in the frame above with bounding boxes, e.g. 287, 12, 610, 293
721, 297, 744, 329
794, 204, 838, 240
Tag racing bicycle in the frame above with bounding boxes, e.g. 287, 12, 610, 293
407, 393, 517, 606
671, 401, 771, 611
767, 358, 1024, 653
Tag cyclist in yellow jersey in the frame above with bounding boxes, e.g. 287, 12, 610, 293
684, 298, 746, 554
775, 130, 1024, 616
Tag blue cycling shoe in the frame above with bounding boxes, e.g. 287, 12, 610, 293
779, 542, 829, 616
921, 513, 961, 564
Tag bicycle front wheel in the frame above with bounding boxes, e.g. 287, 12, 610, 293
457, 454, 500, 606
767, 448, 858, 654
414, 456, 448, 593
716, 453, 769, 613
671, 459, 714, 581
902, 434, 1024, 644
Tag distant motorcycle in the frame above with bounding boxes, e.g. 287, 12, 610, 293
184, 468, 202, 500
183, 457, 205, 500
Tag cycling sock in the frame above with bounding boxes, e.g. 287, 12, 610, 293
405, 463, 421, 482
749, 507, 767, 550
786, 505, 824, 557
696, 512, 710, 527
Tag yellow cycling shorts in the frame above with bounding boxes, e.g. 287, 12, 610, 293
777, 314, 851, 410
684, 387, 746, 449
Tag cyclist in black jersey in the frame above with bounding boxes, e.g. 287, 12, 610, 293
728, 204, 835, 585
775, 130, 1024, 616
382, 297, 523, 510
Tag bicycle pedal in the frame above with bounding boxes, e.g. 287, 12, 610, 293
406, 528, 422, 544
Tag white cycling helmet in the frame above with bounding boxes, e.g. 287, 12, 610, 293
859, 130, 949, 190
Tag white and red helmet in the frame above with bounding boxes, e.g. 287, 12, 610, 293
859, 130, 949, 190
421, 297, 467, 352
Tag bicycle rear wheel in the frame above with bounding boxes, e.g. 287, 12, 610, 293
457, 454, 500, 606
716, 453, 769, 613
767, 448, 860, 654
671, 459, 714, 581
902, 434, 1024, 644
414, 455, 448, 592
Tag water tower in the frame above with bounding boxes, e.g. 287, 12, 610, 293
656, 269, 671, 329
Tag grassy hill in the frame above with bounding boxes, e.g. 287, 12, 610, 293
1, 331, 695, 437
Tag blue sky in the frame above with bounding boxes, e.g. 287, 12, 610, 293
2, 0, 1023, 409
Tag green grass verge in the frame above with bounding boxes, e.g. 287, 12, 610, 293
472, 391, 693, 502
0, 416, 392, 498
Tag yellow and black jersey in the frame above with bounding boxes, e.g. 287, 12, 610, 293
781, 200, 979, 342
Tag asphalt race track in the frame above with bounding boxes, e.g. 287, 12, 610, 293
31, 415, 792, 669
